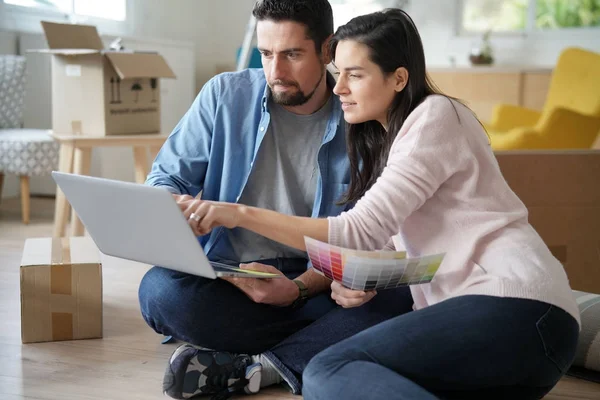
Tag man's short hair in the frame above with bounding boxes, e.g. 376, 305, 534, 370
252, 0, 334, 54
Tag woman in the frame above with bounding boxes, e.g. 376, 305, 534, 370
185, 9, 579, 400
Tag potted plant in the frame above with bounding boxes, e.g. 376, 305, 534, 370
469, 29, 494, 65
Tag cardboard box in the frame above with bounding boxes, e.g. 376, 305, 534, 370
496, 150, 600, 294
20, 237, 103, 343
32, 21, 176, 136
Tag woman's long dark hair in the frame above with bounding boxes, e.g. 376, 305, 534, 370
331, 9, 451, 204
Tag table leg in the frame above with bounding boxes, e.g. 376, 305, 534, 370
53, 143, 75, 237
133, 146, 149, 184
149, 145, 162, 162
20, 175, 30, 225
0, 172, 4, 204
70, 147, 92, 236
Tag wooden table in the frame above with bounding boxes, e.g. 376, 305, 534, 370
51, 133, 168, 237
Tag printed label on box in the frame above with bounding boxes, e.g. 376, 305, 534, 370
65, 65, 82, 77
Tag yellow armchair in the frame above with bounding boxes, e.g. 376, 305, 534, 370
483, 104, 541, 132
492, 107, 600, 150
487, 47, 600, 150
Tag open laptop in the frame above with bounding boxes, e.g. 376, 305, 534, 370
51, 171, 282, 279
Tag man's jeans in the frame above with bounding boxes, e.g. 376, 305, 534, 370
302, 295, 580, 400
138, 258, 415, 393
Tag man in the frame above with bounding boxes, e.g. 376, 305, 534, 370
139, 1, 413, 398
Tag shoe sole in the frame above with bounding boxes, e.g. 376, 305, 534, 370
163, 345, 191, 399
244, 364, 262, 394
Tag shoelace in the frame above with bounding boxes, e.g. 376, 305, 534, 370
205, 355, 251, 400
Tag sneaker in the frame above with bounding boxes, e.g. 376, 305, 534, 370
163, 344, 262, 400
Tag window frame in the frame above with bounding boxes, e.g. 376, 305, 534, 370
0, 0, 132, 37
457, 0, 600, 37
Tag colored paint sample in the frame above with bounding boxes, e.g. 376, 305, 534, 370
305, 237, 444, 291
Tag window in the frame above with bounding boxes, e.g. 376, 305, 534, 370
329, 0, 409, 29
461, 0, 600, 33
4, 0, 126, 21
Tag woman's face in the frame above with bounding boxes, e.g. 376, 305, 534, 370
332, 40, 403, 130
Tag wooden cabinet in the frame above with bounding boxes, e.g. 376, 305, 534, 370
428, 67, 553, 123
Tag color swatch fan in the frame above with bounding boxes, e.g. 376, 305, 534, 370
305, 237, 444, 291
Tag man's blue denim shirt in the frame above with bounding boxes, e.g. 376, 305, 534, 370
146, 68, 351, 260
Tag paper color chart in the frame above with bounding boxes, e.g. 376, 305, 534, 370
305, 237, 445, 291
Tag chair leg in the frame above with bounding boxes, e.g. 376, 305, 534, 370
20, 175, 30, 225
0, 172, 4, 204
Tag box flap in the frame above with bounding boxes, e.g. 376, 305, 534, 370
105, 52, 177, 79
41, 21, 104, 51
21, 237, 101, 267
28, 49, 101, 56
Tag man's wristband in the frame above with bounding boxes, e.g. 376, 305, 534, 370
290, 279, 309, 309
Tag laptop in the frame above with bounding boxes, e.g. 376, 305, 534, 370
51, 171, 282, 279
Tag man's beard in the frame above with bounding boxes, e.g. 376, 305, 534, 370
270, 68, 325, 106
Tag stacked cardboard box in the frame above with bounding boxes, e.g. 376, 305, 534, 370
32, 21, 176, 136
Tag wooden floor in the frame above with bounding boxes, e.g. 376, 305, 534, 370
0, 196, 598, 400
0, 196, 295, 400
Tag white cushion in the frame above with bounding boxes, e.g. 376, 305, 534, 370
0, 129, 54, 142
0, 129, 59, 176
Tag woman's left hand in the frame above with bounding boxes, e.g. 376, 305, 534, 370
330, 281, 377, 308
185, 200, 242, 236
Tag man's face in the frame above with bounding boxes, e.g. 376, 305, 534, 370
257, 20, 326, 106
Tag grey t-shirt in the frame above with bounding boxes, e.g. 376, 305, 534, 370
227, 94, 333, 261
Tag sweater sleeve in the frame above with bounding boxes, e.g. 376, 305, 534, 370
328, 97, 470, 250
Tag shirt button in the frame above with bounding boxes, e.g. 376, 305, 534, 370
260, 126, 265, 132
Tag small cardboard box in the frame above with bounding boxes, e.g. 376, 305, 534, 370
32, 21, 176, 136
20, 237, 103, 343
496, 150, 600, 293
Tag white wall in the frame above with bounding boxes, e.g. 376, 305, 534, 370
209, 0, 257, 79
0, 30, 18, 54
0, 0, 255, 91
127, 0, 217, 91
126, 0, 255, 91
406, 0, 600, 68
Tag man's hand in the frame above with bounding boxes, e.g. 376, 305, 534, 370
330, 281, 377, 308
221, 263, 300, 307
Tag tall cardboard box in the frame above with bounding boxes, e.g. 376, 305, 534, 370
496, 150, 600, 293
32, 21, 176, 136
20, 237, 103, 343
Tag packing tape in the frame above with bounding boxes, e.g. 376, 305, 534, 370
50, 238, 72, 296
51, 312, 73, 341
50, 238, 74, 340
